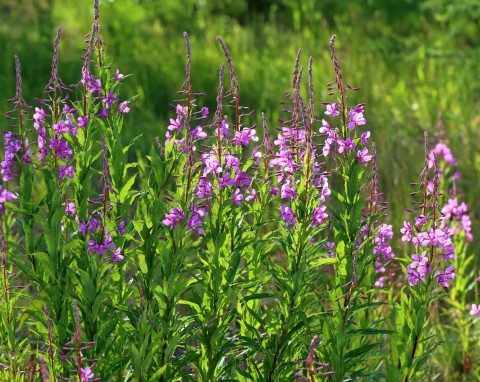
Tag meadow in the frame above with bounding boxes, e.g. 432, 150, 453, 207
0, 0, 479, 381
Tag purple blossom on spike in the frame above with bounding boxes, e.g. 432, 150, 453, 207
167, 118, 182, 131
281, 181, 297, 201
428, 142, 457, 168
115, 69, 124, 81
58, 166, 75, 179
118, 221, 126, 235
111, 248, 124, 263
191, 125, 207, 140
470, 304, 480, 316
356, 147, 372, 165
118, 101, 130, 114
187, 203, 207, 235
102, 92, 118, 109
232, 188, 243, 206
347, 106, 366, 130
163, 207, 185, 228
78, 116, 89, 128
218, 173, 234, 190
0, 186, 17, 215
325, 102, 340, 118
338, 137, 355, 154
437, 265, 455, 288
65, 202, 76, 216
232, 127, 258, 146
196, 177, 213, 199
99, 108, 108, 118
245, 189, 258, 202
80, 366, 94, 381
202, 153, 221, 175
361, 131, 370, 145
234, 172, 251, 187
313, 205, 328, 226
280, 205, 296, 227
88, 218, 100, 233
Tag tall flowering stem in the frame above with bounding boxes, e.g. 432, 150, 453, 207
321, 35, 384, 381
387, 132, 455, 381
426, 122, 475, 378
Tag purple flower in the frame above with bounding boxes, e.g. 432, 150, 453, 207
232, 188, 243, 206
319, 119, 331, 135
79, 221, 88, 236
102, 92, 119, 109
437, 265, 455, 288
201, 107, 209, 118
65, 202, 76, 216
62, 104, 77, 116
0, 186, 17, 215
87, 239, 99, 254
49, 139, 73, 160
58, 165, 75, 180
470, 304, 480, 316
191, 125, 207, 140
234, 172, 251, 187
115, 69, 124, 81
232, 128, 258, 146
118, 221, 126, 235
118, 101, 130, 114
347, 107, 366, 130
163, 207, 185, 228
281, 182, 297, 201
280, 205, 296, 227
99, 108, 108, 119
338, 137, 356, 154
313, 205, 328, 226
428, 142, 457, 168
196, 177, 213, 199
176, 104, 187, 119
78, 116, 89, 128
361, 131, 370, 145
356, 147, 372, 164
88, 219, 100, 233
218, 173, 234, 190
224, 154, 240, 171
245, 188, 258, 202
414, 214, 427, 227
202, 153, 221, 175
325, 102, 340, 118
80, 366, 94, 381
111, 248, 124, 263
406, 252, 431, 286
187, 203, 207, 235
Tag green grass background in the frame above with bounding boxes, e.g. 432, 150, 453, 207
1, 0, 479, 256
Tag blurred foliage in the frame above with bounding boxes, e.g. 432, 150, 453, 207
0, 0, 479, 257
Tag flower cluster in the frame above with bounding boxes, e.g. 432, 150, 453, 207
1, 132, 28, 181
401, 134, 457, 288
320, 103, 372, 164
372, 224, 395, 287
401, 220, 456, 287
0, 186, 16, 216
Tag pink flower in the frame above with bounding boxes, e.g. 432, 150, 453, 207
118, 101, 130, 114
470, 304, 480, 316
325, 102, 340, 118
80, 366, 94, 381
112, 248, 124, 263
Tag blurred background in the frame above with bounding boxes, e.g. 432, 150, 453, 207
1, 0, 479, 254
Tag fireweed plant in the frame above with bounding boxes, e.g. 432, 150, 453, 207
0, 2, 477, 381
423, 122, 478, 379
